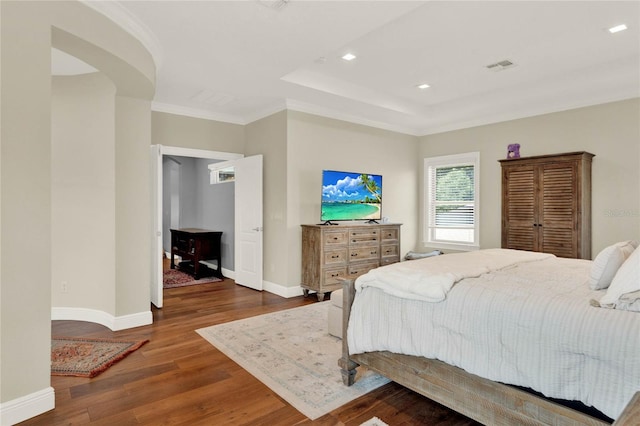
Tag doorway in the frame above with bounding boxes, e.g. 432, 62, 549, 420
150, 145, 263, 308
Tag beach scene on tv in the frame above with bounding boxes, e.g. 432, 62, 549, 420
321, 171, 382, 221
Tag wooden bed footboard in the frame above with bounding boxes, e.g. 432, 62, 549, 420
338, 278, 639, 425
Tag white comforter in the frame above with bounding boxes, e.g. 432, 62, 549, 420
355, 248, 554, 302
348, 251, 640, 420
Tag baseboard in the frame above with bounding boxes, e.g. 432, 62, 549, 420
112, 311, 153, 331
51, 307, 152, 331
0, 387, 54, 425
221, 267, 233, 280
263, 280, 305, 298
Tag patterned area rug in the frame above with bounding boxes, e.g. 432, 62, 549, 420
163, 269, 222, 289
51, 337, 148, 378
196, 302, 390, 420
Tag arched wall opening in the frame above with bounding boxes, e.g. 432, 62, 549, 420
1, 1, 155, 423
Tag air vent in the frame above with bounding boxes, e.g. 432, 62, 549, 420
257, 0, 290, 11
486, 59, 516, 71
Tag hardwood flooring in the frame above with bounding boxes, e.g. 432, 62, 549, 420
20, 274, 479, 425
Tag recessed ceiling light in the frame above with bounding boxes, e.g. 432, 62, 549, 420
609, 24, 627, 33
417, 83, 430, 89
341, 53, 356, 61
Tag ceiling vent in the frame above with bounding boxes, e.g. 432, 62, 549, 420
257, 0, 290, 11
486, 59, 516, 72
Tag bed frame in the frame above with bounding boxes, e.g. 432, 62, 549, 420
338, 279, 640, 425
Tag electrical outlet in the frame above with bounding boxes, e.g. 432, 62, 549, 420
61, 281, 68, 293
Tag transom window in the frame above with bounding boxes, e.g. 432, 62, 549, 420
424, 152, 480, 250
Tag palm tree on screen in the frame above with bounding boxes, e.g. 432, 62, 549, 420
359, 174, 381, 203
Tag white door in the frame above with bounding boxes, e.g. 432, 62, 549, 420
150, 145, 163, 308
210, 155, 263, 290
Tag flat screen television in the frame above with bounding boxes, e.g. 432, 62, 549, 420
321, 170, 382, 224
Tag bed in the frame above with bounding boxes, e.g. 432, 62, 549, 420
339, 248, 640, 425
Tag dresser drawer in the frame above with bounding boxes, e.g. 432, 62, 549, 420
381, 244, 398, 258
324, 249, 347, 266
381, 227, 399, 241
349, 229, 380, 245
349, 246, 379, 262
323, 267, 347, 286
324, 230, 348, 246
348, 262, 378, 278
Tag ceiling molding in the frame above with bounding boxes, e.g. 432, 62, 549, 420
418, 94, 640, 137
284, 99, 420, 136
80, 0, 163, 72
152, 102, 247, 125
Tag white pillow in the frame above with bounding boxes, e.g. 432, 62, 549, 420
589, 240, 638, 290
617, 290, 640, 313
600, 245, 640, 309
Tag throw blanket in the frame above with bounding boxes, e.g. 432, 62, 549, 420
355, 248, 554, 302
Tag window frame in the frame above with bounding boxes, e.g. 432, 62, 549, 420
423, 152, 480, 251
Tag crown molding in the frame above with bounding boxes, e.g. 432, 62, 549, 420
80, 0, 163, 71
152, 102, 248, 125
284, 99, 420, 136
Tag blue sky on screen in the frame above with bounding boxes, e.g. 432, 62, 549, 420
322, 171, 382, 202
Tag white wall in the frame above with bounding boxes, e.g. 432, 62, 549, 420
419, 98, 640, 255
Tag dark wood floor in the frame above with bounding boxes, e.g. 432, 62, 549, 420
20, 271, 479, 425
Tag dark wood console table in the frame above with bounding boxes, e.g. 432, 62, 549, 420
170, 228, 223, 279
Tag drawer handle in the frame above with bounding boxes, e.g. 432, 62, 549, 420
351, 253, 358, 257
371, 251, 377, 255
331, 254, 340, 259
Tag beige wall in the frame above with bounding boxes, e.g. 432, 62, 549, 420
419, 98, 640, 255
152, 111, 245, 152
1, 1, 155, 420
115, 95, 153, 316
287, 111, 419, 287
1, 0, 53, 406
51, 73, 116, 313
245, 111, 288, 286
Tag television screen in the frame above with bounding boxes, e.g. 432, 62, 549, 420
321, 170, 382, 222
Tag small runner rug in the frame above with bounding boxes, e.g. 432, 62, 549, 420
196, 302, 390, 420
51, 337, 149, 378
163, 269, 222, 289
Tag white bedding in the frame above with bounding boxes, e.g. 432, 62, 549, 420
347, 251, 640, 420
355, 248, 554, 302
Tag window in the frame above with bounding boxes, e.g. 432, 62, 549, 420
209, 165, 235, 184
424, 152, 480, 250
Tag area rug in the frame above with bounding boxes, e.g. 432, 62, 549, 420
196, 302, 390, 420
51, 337, 149, 378
163, 268, 222, 289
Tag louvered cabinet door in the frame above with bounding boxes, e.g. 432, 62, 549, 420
500, 152, 593, 259
539, 163, 578, 258
502, 166, 537, 252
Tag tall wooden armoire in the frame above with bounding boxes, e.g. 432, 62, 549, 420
499, 151, 594, 259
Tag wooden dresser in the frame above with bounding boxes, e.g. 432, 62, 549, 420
170, 228, 223, 279
499, 151, 594, 259
301, 223, 401, 301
